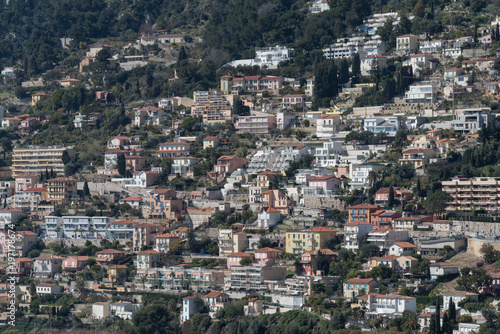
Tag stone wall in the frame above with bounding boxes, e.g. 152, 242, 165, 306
303, 197, 348, 210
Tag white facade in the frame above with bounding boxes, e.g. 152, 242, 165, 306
364, 117, 400, 137
350, 163, 385, 190
111, 302, 142, 320
367, 230, 409, 251
361, 293, 416, 319
358, 13, 409, 36
309, 0, 330, 13
181, 297, 197, 323
41, 216, 115, 239
323, 36, 386, 59
316, 116, 344, 138
257, 208, 281, 228
451, 109, 495, 134
343, 222, 373, 252
247, 145, 311, 174
404, 84, 437, 104
314, 139, 346, 168
92, 302, 111, 319
171, 157, 198, 176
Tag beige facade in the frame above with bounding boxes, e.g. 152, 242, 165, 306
12, 146, 75, 177
47, 177, 78, 206
443, 176, 500, 211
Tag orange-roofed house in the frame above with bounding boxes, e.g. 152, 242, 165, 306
344, 278, 377, 298
62, 256, 89, 271
125, 155, 146, 172
118, 196, 143, 208
286, 227, 337, 254
367, 228, 409, 251
227, 252, 254, 268
134, 250, 161, 269
96, 249, 125, 264
154, 233, 180, 253
261, 189, 292, 215
388, 242, 417, 257
348, 204, 380, 226
305, 175, 342, 196
208, 156, 247, 179
204, 291, 229, 318
254, 247, 281, 266
108, 264, 128, 279
363, 255, 399, 271
256, 207, 282, 229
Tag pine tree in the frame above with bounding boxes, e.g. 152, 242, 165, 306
388, 185, 395, 208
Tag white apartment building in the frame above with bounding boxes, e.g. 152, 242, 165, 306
314, 139, 346, 168
41, 216, 115, 239
218, 229, 248, 256
225, 266, 287, 291
420, 40, 447, 53
350, 163, 385, 190
358, 12, 409, 36
323, 36, 386, 59
343, 222, 373, 252
254, 46, 294, 67
309, 0, 330, 13
406, 54, 437, 76
359, 293, 416, 319
404, 84, 437, 104
133, 106, 166, 127
247, 145, 311, 174
8, 191, 42, 212
451, 109, 495, 135
316, 115, 344, 138
171, 157, 198, 176
367, 229, 409, 251
235, 115, 277, 134
11, 145, 75, 177
363, 117, 400, 136
111, 302, 143, 320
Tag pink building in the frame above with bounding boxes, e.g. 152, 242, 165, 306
33, 254, 64, 279
62, 256, 89, 271
374, 187, 412, 206
282, 94, 306, 109
227, 252, 254, 268
370, 210, 402, 229
254, 247, 280, 266
262, 189, 292, 215
307, 176, 342, 194
15, 173, 40, 192
7, 257, 31, 277
96, 249, 125, 264
208, 156, 247, 179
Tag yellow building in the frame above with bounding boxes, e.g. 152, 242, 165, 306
343, 278, 377, 298
47, 177, 78, 206
12, 145, 75, 177
396, 34, 420, 54
286, 226, 337, 254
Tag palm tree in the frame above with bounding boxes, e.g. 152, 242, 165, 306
367, 170, 379, 187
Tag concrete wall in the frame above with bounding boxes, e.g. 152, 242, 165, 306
467, 238, 500, 257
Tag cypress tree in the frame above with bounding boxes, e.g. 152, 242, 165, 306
388, 185, 395, 208
436, 297, 441, 334
449, 298, 457, 325
496, 23, 499, 42
442, 312, 449, 334
83, 181, 90, 198
430, 313, 437, 334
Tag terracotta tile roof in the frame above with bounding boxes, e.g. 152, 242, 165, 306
307, 226, 336, 233
227, 252, 253, 257
346, 278, 375, 283
391, 242, 416, 248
